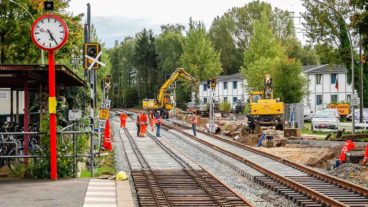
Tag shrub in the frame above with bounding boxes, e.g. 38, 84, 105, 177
220, 101, 231, 113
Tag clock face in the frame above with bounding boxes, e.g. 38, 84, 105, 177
31, 14, 68, 50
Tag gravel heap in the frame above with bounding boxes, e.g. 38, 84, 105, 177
161, 129, 297, 207
328, 163, 368, 188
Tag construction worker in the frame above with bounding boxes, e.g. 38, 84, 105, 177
190, 112, 197, 136
136, 112, 141, 137
119, 112, 128, 128
139, 111, 148, 137
149, 111, 155, 132
154, 113, 163, 137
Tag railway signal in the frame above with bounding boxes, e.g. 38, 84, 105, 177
84, 42, 105, 70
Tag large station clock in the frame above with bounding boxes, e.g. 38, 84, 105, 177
31, 14, 68, 51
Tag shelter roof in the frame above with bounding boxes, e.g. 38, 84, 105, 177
0, 64, 85, 90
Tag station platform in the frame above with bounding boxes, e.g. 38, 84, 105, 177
0, 178, 134, 207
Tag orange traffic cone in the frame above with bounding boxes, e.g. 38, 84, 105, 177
103, 119, 112, 151
362, 144, 368, 166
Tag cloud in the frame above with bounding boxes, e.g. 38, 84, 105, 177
93, 16, 162, 48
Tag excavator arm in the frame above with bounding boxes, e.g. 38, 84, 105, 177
157, 68, 197, 107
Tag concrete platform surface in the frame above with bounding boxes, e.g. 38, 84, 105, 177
116, 180, 134, 207
0, 178, 89, 207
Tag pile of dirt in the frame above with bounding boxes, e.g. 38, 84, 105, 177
238, 134, 261, 146
255, 147, 340, 168
305, 149, 338, 168
329, 163, 368, 188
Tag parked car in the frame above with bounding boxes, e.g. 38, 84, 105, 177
353, 108, 368, 123
346, 113, 352, 121
311, 109, 340, 131
304, 110, 314, 122
324, 108, 340, 119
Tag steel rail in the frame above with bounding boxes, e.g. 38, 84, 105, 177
145, 132, 237, 207
162, 123, 354, 207
122, 112, 253, 207
169, 121, 368, 197
128, 114, 244, 207
123, 127, 171, 207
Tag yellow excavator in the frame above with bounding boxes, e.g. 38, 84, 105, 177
142, 68, 197, 118
248, 74, 284, 130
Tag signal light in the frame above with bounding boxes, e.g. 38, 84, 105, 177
210, 78, 216, 88
44, 1, 54, 11
83, 43, 101, 70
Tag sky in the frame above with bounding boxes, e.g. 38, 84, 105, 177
67, 0, 307, 48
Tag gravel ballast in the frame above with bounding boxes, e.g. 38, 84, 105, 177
111, 117, 138, 207
160, 129, 297, 207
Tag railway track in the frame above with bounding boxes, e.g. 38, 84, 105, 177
163, 120, 368, 207
120, 115, 253, 207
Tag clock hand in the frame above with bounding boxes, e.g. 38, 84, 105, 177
47, 29, 58, 45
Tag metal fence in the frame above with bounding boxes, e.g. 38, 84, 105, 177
0, 131, 94, 178
284, 103, 304, 129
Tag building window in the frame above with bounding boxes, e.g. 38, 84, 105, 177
331, 94, 338, 103
203, 97, 207, 104
224, 97, 228, 103
316, 95, 323, 105
233, 81, 237, 89
223, 82, 228, 90
316, 74, 322, 85
0, 92, 8, 99
203, 84, 207, 91
347, 94, 351, 102
331, 73, 337, 84
233, 97, 237, 103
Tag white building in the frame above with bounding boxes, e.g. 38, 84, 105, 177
198, 65, 353, 112
303, 64, 353, 113
198, 73, 248, 108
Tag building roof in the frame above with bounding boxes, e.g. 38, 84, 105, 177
200, 73, 244, 84
303, 64, 348, 74
0, 64, 85, 90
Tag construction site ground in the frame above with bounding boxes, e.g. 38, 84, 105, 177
172, 108, 368, 189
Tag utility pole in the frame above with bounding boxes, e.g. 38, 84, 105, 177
359, 30, 364, 123
209, 80, 216, 133
86, 3, 94, 177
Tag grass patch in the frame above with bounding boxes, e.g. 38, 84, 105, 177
302, 122, 330, 136
80, 150, 116, 178
80, 165, 116, 178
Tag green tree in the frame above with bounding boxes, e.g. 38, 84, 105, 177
302, 0, 368, 106
180, 19, 222, 81
208, 1, 295, 75
110, 37, 138, 108
285, 38, 320, 65
241, 13, 306, 103
350, 0, 368, 107
241, 13, 284, 90
156, 25, 185, 76
0, 0, 83, 64
273, 59, 307, 103
208, 14, 243, 75
134, 29, 159, 100
302, 0, 354, 74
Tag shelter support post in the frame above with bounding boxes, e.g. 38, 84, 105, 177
23, 82, 29, 166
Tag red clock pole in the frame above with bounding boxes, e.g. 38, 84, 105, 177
31, 14, 68, 180
48, 50, 57, 180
